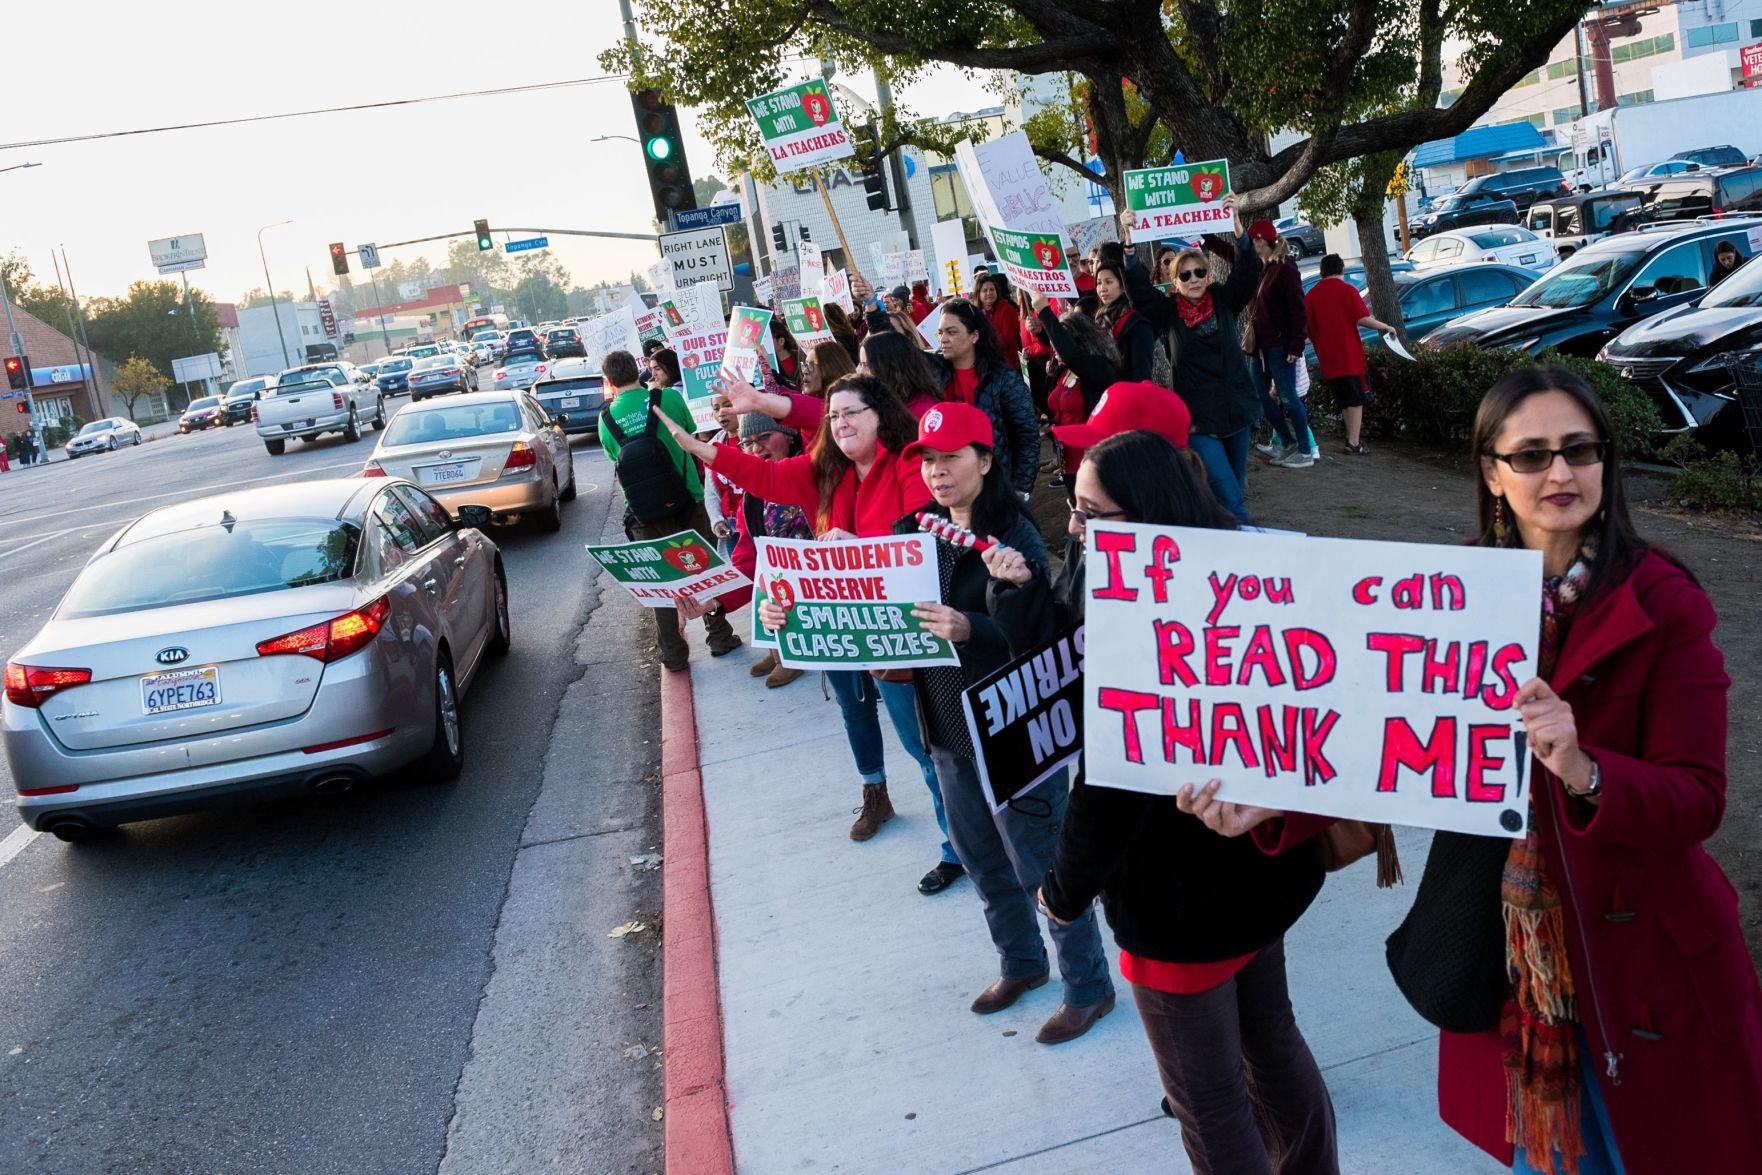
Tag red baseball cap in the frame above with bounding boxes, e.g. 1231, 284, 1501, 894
901, 402, 994, 461
1247, 219, 1279, 243
1051, 381, 1191, 450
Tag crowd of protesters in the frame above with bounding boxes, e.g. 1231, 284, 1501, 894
602, 192, 1762, 1174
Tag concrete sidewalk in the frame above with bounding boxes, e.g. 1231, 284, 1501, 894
677, 620, 1506, 1173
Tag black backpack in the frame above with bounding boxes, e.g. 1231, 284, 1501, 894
602, 389, 695, 524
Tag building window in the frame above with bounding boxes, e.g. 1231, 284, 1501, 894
1616, 90, 1655, 106
1686, 22, 1739, 49
1752, 19, 1762, 37
1552, 104, 1584, 125
1440, 87, 1462, 106
1513, 70, 1542, 90
1521, 112, 1548, 129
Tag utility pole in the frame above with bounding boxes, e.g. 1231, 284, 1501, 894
1573, 21, 1591, 118
50, 250, 102, 418
258, 220, 294, 370
59, 249, 104, 411
871, 71, 921, 251
0, 275, 43, 456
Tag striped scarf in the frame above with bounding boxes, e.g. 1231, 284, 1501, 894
1499, 543, 1594, 1174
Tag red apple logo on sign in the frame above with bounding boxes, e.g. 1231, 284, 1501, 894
802, 90, 831, 127
664, 304, 684, 327
1190, 170, 1225, 202
767, 574, 796, 611
735, 317, 765, 348
1031, 240, 1064, 270
663, 540, 711, 574
805, 305, 823, 331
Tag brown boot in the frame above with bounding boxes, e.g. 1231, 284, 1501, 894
1035, 993, 1116, 1044
765, 662, 804, 689
749, 650, 778, 678
970, 973, 1050, 1015
848, 782, 895, 841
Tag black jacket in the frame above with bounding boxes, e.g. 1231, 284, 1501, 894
1125, 234, 1263, 438
1099, 305, 1155, 382
1038, 307, 1118, 415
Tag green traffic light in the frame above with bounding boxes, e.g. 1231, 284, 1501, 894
477, 236, 492, 251
646, 136, 673, 162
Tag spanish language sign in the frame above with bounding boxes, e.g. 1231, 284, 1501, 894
963, 626, 1085, 812
1123, 160, 1234, 243
746, 79, 855, 169
1083, 524, 1541, 838
986, 225, 1080, 297
782, 295, 832, 343
676, 328, 728, 431
586, 532, 751, 609
722, 306, 774, 383
754, 534, 960, 670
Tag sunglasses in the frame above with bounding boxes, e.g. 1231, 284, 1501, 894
1178, 267, 1208, 281
1490, 440, 1608, 474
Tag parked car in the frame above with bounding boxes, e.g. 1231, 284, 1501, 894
543, 326, 586, 360
1406, 190, 1520, 240
255, 363, 383, 456
1619, 166, 1762, 227
1, 477, 509, 840
1270, 216, 1325, 259
1422, 218, 1762, 357
1670, 145, 1748, 170
407, 354, 479, 402
1524, 190, 1643, 257
179, 396, 225, 434
1406, 226, 1558, 273
65, 417, 143, 458
1301, 260, 1417, 296
374, 355, 416, 397
1599, 251, 1762, 450
222, 377, 272, 426
491, 347, 549, 391
1302, 264, 1536, 366
363, 391, 576, 531
529, 358, 606, 436
1457, 166, 1571, 212
1616, 160, 1699, 186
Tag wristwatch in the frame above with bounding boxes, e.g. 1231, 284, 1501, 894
1567, 759, 1602, 799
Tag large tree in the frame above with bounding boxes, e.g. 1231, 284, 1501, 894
83, 281, 225, 383
604, 0, 1588, 214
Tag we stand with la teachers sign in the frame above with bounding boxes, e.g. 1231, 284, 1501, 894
1082, 525, 1542, 839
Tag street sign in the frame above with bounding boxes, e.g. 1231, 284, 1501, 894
505, 237, 549, 254
659, 226, 734, 292
318, 299, 338, 339
359, 242, 382, 269
670, 203, 744, 232
148, 234, 207, 275
171, 353, 223, 383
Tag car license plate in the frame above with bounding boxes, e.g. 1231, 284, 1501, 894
561, 396, 581, 409
421, 461, 470, 485
281, 423, 295, 432
141, 666, 221, 715
1518, 253, 1538, 265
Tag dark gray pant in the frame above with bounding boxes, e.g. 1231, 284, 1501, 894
1133, 939, 1338, 1175
627, 502, 735, 668
930, 744, 1113, 1008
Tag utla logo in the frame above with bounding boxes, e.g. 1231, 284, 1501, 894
663, 539, 712, 574
801, 89, 831, 127
766, 573, 796, 611
734, 317, 765, 348
805, 305, 823, 331
1190, 169, 1225, 202
1031, 240, 1064, 270
923, 407, 945, 432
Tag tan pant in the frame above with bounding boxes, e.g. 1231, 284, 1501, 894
627, 502, 735, 668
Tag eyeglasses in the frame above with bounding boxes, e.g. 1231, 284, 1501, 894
825, 406, 875, 424
1490, 440, 1608, 474
1178, 267, 1208, 281
1070, 506, 1128, 527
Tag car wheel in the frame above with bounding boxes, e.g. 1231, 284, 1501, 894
265, 438, 286, 456
415, 653, 464, 782
107, 437, 118, 451
1288, 240, 1305, 259
487, 567, 511, 658
561, 469, 577, 502
372, 399, 386, 430
132, 432, 142, 445
343, 411, 361, 443
537, 481, 563, 532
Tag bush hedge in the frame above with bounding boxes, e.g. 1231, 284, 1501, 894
1361, 343, 1664, 460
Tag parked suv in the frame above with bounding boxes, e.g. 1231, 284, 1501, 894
1456, 166, 1569, 212
1406, 191, 1520, 241
1670, 145, 1748, 170
1525, 191, 1642, 257
1422, 218, 1762, 358
1621, 166, 1762, 227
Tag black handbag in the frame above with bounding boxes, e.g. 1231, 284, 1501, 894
1383, 831, 1513, 1034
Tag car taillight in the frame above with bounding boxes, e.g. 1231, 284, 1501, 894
1710, 206, 1725, 218
4, 663, 93, 708
536, 365, 548, 374
256, 597, 390, 663
362, 461, 387, 477
505, 442, 536, 471
251, 404, 259, 422
494, 370, 506, 381
332, 392, 346, 410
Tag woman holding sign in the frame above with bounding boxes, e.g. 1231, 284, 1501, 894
1181, 367, 1762, 1174
654, 376, 962, 884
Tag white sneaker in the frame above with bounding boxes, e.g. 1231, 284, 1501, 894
1276, 449, 1316, 469
1254, 439, 1282, 458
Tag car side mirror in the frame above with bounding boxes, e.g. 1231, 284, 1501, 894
456, 504, 493, 530
552, 414, 568, 429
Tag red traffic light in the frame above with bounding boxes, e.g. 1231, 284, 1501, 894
328, 242, 349, 277
3, 355, 27, 393
14, 401, 26, 413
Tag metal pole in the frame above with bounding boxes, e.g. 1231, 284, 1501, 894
1573, 22, 1590, 119
258, 223, 292, 369
872, 71, 921, 251
50, 251, 102, 418
368, 270, 392, 357
0, 274, 42, 455
59, 249, 104, 411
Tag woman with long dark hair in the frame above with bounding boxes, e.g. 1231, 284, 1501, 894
1018, 286, 1121, 501
1181, 367, 1762, 1173
802, 339, 856, 398
1092, 259, 1154, 381
1245, 222, 1314, 468
823, 302, 862, 362
654, 375, 961, 888
975, 272, 1022, 373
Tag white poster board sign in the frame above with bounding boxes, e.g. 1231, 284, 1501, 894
954, 131, 1064, 237
823, 269, 854, 314
797, 241, 824, 297
931, 218, 971, 297
580, 308, 642, 367
1083, 524, 1542, 838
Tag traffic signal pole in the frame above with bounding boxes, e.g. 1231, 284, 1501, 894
0, 275, 42, 454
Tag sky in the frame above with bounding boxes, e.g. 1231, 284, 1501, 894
0, 0, 995, 309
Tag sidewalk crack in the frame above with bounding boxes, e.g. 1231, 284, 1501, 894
516, 825, 644, 851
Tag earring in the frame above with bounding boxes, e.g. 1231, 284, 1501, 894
1493, 495, 1511, 546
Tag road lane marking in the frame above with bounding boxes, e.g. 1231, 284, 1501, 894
0, 459, 366, 530
0, 519, 131, 561
0, 823, 39, 870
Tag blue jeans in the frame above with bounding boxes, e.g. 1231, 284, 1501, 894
1189, 428, 1252, 523
931, 748, 1114, 1008
1511, 1032, 1624, 1174
825, 671, 956, 863
1257, 345, 1314, 452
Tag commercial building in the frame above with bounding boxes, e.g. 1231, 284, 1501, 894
0, 302, 113, 425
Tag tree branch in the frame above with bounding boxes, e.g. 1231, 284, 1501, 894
803, 0, 1111, 73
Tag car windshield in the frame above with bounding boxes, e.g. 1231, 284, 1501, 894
77, 421, 111, 436
379, 358, 412, 372
503, 348, 542, 365
1509, 247, 1646, 308
382, 402, 524, 445
58, 519, 363, 619
187, 397, 221, 411
535, 377, 602, 395
1699, 257, 1762, 308
1619, 166, 1653, 184
413, 356, 455, 370
228, 380, 266, 399
1431, 195, 1466, 212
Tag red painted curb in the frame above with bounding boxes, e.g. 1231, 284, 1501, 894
659, 664, 736, 1174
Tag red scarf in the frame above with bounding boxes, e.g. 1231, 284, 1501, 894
1176, 290, 1215, 329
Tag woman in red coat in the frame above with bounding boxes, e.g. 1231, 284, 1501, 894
1180, 366, 1762, 1173
975, 273, 1022, 374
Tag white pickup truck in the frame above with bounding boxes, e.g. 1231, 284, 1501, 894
254, 362, 386, 455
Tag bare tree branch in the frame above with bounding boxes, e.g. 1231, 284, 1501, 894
802, 0, 1111, 73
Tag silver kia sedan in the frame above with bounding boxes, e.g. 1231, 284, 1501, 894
364, 390, 576, 531
2, 478, 510, 841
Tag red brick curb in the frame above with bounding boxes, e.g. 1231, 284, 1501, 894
659, 664, 735, 1173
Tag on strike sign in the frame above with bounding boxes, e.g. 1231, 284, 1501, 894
586, 532, 751, 609
1123, 159, 1234, 243
962, 626, 1085, 812
1083, 524, 1542, 838
746, 79, 855, 169
754, 534, 959, 670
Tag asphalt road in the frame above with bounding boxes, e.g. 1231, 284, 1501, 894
0, 406, 666, 1172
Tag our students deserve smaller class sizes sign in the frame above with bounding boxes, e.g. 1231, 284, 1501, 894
753, 534, 959, 670
1083, 524, 1542, 838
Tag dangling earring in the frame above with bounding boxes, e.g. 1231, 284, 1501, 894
1493, 495, 1511, 546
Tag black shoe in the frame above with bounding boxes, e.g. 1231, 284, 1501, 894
917, 860, 965, 895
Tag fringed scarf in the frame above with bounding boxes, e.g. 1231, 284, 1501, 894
1500, 542, 1595, 1175
1176, 290, 1215, 329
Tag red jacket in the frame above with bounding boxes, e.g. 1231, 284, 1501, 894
707, 441, 931, 538
985, 299, 1022, 372
1261, 550, 1762, 1171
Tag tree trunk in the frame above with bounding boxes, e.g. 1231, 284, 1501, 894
1351, 152, 1408, 344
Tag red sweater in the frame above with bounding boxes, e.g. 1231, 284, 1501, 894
708, 441, 931, 537
984, 300, 1022, 371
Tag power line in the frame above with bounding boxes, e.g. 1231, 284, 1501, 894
0, 75, 630, 152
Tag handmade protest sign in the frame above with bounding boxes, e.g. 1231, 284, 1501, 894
1123, 160, 1234, 243
580, 308, 641, 367
634, 308, 670, 351
746, 79, 855, 169
752, 275, 775, 309
783, 295, 832, 343
986, 225, 1080, 297
877, 252, 905, 287
823, 269, 854, 314
722, 306, 774, 383
955, 131, 1064, 237
1066, 216, 1120, 260
753, 534, 959, 669
586, 532, 751, 609
1083, 524, 1542, 838
797, 241, 824, 296
931, 218, 970, 296
884, 250, 929, 284
962, 626, 1085, 812
676, 328, 728, 431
